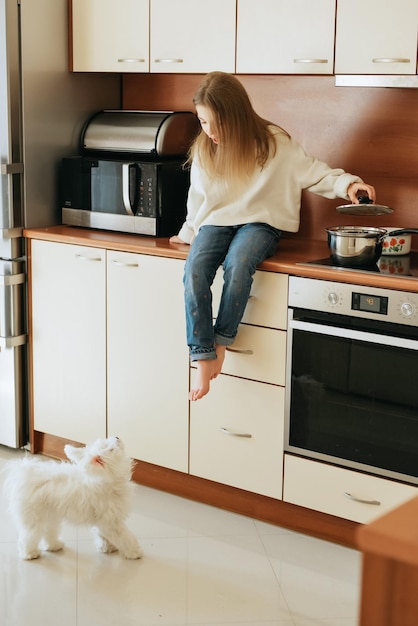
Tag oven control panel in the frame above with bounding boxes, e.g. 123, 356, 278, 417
289, 276, 418, 326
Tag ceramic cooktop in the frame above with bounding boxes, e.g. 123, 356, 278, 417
301, 251, 418, 280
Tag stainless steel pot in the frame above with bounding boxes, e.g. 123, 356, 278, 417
325, 226, 418, 267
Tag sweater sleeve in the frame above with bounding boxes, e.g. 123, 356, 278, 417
177, 218, 195, 244
290, 138, 363, 200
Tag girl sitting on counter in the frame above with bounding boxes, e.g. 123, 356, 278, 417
170, 71, 376, 401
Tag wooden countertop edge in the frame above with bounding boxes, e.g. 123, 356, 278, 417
356, 496, 418, 566
24, 226, 189, 260
24, 226, 418, 293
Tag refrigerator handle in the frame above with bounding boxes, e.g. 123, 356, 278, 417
1, 163, 24, 175
0, 273, 25, 287
0, 227, 23, 238
1, 163, 24, 234
0, 335, 27, 350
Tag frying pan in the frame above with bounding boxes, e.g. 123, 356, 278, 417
336, 195, 393, 216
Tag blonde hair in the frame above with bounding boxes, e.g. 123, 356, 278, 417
188, 72, 289, 190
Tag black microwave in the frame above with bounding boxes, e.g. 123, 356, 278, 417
60, 156, 190, 237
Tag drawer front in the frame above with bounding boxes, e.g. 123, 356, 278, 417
283, 455, 418, 524
212, 270, 288, 330
223, 325, 286, 384
190, 375, 285, 499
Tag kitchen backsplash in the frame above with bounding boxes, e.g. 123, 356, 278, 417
123, 74, 418, 246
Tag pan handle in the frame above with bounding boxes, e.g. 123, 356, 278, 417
379, 228, 418, 242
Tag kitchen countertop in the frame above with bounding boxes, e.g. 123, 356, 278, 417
24, 225, 418, 294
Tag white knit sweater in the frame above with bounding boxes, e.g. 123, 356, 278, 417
177, 128, 362, 244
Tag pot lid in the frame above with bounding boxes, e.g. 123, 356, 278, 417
336, 195, 393, 216
336, 203, 394, 216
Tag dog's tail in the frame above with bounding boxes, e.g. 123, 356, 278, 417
2, 455, 37, 502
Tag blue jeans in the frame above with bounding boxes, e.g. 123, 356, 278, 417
183, 223, 282, 361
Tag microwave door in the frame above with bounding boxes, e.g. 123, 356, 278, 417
91, 161, 137, 216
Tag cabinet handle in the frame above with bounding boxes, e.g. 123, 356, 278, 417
293, 58, 328, 64
226, 347, 254, 355
75, 254, 102, 262
343, 492, 381, 506
372, 58, 410, 64
220, 427, 252, 438
117, 58, 146, 63
111, 259, 139, 268
154, 58, 184, 64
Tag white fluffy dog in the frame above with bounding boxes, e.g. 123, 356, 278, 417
4, 436, 143, 560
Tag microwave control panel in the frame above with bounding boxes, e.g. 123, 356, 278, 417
138, 164, 156, 217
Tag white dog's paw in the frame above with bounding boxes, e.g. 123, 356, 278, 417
20, 549, 41, 560
122, 545, 143, 560
44, 540, 64, 552
18, 539, 41, 560
95, 536, 118, 554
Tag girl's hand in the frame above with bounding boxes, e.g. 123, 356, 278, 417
169, 235, 188, 244
347, 182, 376, 204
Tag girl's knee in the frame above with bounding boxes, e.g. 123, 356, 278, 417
223, 257, 255, 282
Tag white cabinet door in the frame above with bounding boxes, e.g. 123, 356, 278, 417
150, 0, 236, 73
107, 251, 189, 471
335, 0, 418, 74
71, 0, 149, 72
190, 375, 285, 498
31, 240, 106, 442
237, 0, 336, 74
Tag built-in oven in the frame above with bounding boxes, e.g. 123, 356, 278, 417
285, 276, 418, 486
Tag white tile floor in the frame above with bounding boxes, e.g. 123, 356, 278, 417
0, 444, 361, 626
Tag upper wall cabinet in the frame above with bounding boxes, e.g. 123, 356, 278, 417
150, 0, 236, 73
71, 0, 150, 73
236, 0, 336, 74
335, 0, 418, 74
71, 0, 236, 74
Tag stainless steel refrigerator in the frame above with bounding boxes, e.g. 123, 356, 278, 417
0, 0, 120, 447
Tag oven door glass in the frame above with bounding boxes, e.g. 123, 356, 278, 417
286, 308, 418, 484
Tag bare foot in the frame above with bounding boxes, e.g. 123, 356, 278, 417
190, 360, 216, 401
190, 346, 227, 401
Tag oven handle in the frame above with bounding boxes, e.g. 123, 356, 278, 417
289, 319, 418, 351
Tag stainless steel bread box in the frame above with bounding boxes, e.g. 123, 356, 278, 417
81, 110, 199, 157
